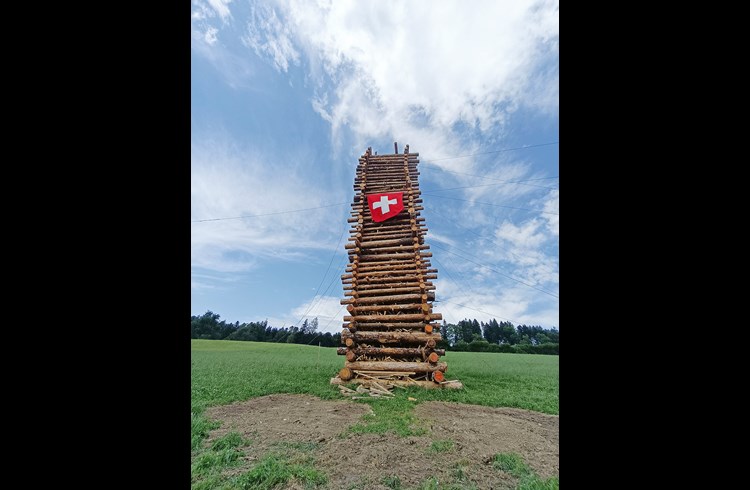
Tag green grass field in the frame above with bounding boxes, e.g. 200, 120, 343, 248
191, 339, 558, 415
191, 339, 559, 489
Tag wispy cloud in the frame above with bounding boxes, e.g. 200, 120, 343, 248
288, 295, 345, 334
242, 3, 300, 73
434, 280, 558, 327
191, 130, 347, 273
257, 0, 559, 162
207, 0, 233, 21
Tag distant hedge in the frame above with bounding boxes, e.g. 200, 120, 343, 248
450, 340, 558, 355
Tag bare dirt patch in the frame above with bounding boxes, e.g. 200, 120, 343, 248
203, 394, 558, 489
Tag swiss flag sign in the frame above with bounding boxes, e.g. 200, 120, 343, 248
367, 192, 404, 222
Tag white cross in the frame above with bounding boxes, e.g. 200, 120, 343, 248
373, 195, 397, 214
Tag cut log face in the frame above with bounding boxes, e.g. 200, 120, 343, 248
337, 145, 456, 386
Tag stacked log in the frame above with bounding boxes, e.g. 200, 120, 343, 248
337, 144, 447, 383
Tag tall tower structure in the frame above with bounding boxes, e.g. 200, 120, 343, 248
337, 143, 449, 385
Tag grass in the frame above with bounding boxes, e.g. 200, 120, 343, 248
191, 431, 248, 485
192, 429, 326, 489
427, 439, 455, 453
382, 475, 402, 489
192, 412, 220, 451
230, 454, 327, 489
190, 340, 559, 488
346, 396, 427, 437
493, 452, 559, 490
191, 339, 559, 415
414, 476, 477, 490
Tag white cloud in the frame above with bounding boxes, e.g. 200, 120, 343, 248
204, 26, 219, 45
434, 280, 558, 328
495, 219, 546, 250
242, 3, 300, 73
259, 0, 559, 163
428, 231, 457, 248
191, 131, 347, 273
289, 295, 345, 334
207, 0, 233, 21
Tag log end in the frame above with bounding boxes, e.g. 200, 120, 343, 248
428, 352, 439, 363
345, 350, 357, 362
433, 371, 445, 383
339, 367, 354, 381
424, 324, 433, 334
345, 338, 355, 348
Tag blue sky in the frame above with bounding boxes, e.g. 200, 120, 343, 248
191, 0, 559, 334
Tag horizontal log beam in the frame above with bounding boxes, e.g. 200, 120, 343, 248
346, 322, 440, 330
337, 347, 445, 357
348, 245, 430, 255
344, 361, 446, 373
357, 253, 432, 261
340, 293, 424, 305
343, 313, 442, 322
348, 303, 427, 313
344, 286, 435, 296
344, 281, 434, 291
342, 274, 437, 284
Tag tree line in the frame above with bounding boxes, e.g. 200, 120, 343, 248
438, 319, 559, 355
190, 311, 341, 347
191, 311, 558, 355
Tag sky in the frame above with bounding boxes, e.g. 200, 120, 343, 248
191, 0, 559, 335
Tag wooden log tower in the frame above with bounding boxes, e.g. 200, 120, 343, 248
332, 143, 460, 388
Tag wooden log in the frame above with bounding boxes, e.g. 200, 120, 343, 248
343, 313, 442, 322
424, 324, 433, 334
343, 282, 435, 291
347, 264, 428, 273
350, 258, 431, 268
350, 322, 440, 330
428, 352, 440, 363
433, 371, 445, 383
342, 330, 441, 345
343, 269, 435, 280
345, 287, 435, 297
341, 293, 422, 305
337, 347, 445, 357
350, 303, 425, 313
345, 350, 357, 361
349, 280, 433, 288
342, 292, 434, 305
358, 253, 432, 261
357, 237, 414, 248
354, 217, 425, 228
358, 245, 430, 254
348, 232, 424, 242
339, 367, 354, 381
345, 361, 447, 373
343, 274, 437, 284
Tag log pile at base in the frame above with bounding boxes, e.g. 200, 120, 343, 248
336, 144, 452, 386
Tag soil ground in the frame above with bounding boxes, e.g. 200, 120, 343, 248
204, 394, 559, 489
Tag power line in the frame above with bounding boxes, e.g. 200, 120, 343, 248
291, 224, 348, 328
423, 179, 557, 193
427, 206, 558, 277
438, 299, 520, 325
430, 242, 559, 299
423, 194, 559, 216
422, 165, 559, 189
425, 141, 559, 162
191, 202, 348, 223
431, 254, 481, 298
